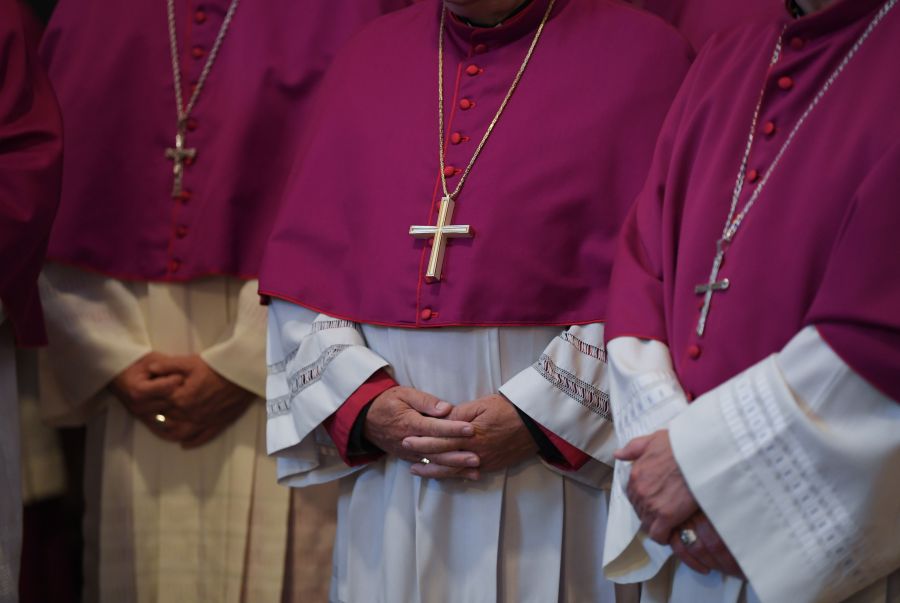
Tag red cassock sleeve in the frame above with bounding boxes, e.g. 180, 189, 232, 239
0, 0, 62, 346
535, 423, 591, 471
806, 141, 900, 403
323, 369, 397, 466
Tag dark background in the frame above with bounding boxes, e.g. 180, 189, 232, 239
23, 0, 56, 22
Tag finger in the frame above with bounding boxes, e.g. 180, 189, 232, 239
445, 403, 482, 423
677, 520, 720, 571
410, 462, 479, 481
399, 389, 453, 418
402, 436, 472, 454
146, 355, 192, 377
614, 434, 652, 461
648, 515, 678, 545
129, 399, 192, 421
695, 516, 744, 578
419, 451, 480, 469
138, 416, 188, 443
409, 415, 474, 438
132, 374, 185, 400
670, 532, 711, 575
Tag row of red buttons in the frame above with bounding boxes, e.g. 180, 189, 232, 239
687, 35, 808, 357
740, 36, 806, 191
166, 8, 211, 275
416, 43, 490, 310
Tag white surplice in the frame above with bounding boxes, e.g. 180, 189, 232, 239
38, 263, 337, 603
0, 316, 21, 603
266, 299, 633, 603
604, 326, 900, 603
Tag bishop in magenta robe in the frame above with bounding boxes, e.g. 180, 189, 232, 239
631, 0, 786, 51
603, 1, 900, 601
35, 1, 409, 601
0, 0, 62, 599
260, 0, 692, 600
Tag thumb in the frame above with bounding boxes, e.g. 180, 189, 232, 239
614, 434, 652, 461
402, 389, 452, 417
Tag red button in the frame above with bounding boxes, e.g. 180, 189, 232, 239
194, 9, 207, 23
762, 121, 776, 136
789, 36, 806, 50
186, 118, 199, 132
177, 190, 192, 203
687, 344, 701, 360
459, 98, 474, 110
168, 258, 182, 273
466, 64, 481, 76
175, 225, 189, 239
449, 132, 463, 145
420, 308, 434, 321
778, 76, 794, 90
473, 43, 488, 54
746, 168, 760, 183
192, 46, 206, 59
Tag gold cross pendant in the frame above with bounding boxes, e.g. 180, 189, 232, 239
164, 128, 197, 198
409, 196, 474, 282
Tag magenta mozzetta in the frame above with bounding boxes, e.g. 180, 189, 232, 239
40, 0, 410, 282
260, 0, 693, 328
606, 0, 900, 402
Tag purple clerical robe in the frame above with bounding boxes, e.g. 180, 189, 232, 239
632, 0, 787, 50
0, 0, 62, 346
260, 0, 693, 328
40, 0, 411, 282
606, 0, 900, 402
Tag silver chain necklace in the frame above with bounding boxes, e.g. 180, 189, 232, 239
694, 0, 897, 337
164, 0, 241, 198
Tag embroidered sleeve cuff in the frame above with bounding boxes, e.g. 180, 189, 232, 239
500, 327, 616, 466
669, 357, 809, 603
323, 369, 395, 467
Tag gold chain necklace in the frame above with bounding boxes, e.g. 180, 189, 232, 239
410, 0, 556, 282
164, 0, 241, 199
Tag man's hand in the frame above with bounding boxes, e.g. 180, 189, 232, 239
147, 355, 256, 449
670, 513, 744, 578
402, 394, 538, 480
110, 352, 189, 442
615, 429, 699, 543
364, 386, 477, 474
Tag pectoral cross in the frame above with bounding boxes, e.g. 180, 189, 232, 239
694, 239, 731, 337
164, 127, 197, 198
409, 196, 474, 282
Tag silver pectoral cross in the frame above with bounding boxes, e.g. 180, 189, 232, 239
694, 239, 731, 337
164, 127, 197, 198
409, 196, 474, 282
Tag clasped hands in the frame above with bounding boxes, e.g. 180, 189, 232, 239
363, 386, 538, 481
615, 430, 744, 578
110, 351, 255, 449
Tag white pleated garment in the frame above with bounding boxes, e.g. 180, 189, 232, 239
267, 300, 633, 603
